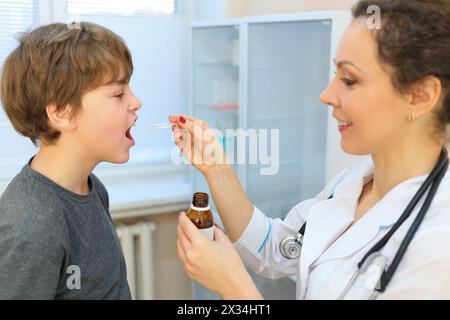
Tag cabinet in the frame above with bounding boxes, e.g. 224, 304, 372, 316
190, 11, 357, 299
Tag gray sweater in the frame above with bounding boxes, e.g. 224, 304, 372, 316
0, 160, 131, 299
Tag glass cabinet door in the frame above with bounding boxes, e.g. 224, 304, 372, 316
245, 19, 332, 299
192, 25, 240, 220
246, 20, 331, 219
191, 18, 335, 300
191, 25, 240, 299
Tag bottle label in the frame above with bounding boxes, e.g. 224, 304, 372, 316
199, 226, 214, 240
190, 204, 210, 212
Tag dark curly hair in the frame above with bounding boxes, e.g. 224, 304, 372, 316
352, 0, 450, 142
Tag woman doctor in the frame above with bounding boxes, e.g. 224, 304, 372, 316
170, 0, 450, 299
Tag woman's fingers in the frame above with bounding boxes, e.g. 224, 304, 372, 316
177, 214, 207, 279
170, 115, 215, 158
168, 115, 180, 123
169, 115, 194, 133
178, 212, 204, 245
174, 132, 195, 162
213, 225, 228, 241
176, 238, 187, 262
173, 127, 193, 151
169, 114, 198, 123
177, 221, 197, 274
182, 115, 198, 122
177, 221, 192, 249
172, 122, 194, 144
176, 239, 193, 277
169, 115, 207, 137
173, 129, 187, 145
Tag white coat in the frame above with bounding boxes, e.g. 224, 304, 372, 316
234, 158, 450, 299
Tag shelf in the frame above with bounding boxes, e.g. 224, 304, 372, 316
195, 104, 239, 112
249, 113, 302, 121
247, 159, 302, 169
195, 62, 239, 68
249, 65, 309, 71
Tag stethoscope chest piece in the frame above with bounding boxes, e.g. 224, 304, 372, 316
338, 252, 387, 300
280, 233, 303, 260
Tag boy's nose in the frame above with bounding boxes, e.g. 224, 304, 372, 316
135, 98, 142, 110
130, 96, 142, 111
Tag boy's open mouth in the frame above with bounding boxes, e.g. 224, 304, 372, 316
126, 128, 133, 140
126, 117, 138, 141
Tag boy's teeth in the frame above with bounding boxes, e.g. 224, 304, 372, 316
338, 121, 353, 126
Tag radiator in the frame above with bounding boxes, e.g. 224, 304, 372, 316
116, 222, 156, 300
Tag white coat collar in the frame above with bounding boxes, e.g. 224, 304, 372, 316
298, 159, 371, 298
298, 158, 437, 298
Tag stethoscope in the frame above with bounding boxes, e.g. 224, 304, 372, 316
279, 148, 449, 299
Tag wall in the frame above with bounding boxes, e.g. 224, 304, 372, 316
116, 211, 192, 300
190, 0, 248, 20
229, 0, 249, 17
191, 0, 357, 20
144, 212, 192, 299
244, 0, 357, 16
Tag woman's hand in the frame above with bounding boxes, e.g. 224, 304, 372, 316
169, 115, 228, 177
176, 212, 263, 300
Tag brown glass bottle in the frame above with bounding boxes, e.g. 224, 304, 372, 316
187, 192, 214, 240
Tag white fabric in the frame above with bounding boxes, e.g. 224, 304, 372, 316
234, 158, 450, 299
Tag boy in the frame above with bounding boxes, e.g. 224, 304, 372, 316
0, 22, 141, 299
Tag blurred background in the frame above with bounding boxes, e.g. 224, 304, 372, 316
0, 0, 360, 300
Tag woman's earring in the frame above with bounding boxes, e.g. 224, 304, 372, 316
408, 113, 416, 122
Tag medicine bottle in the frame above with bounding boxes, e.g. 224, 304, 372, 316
187, 192, 214, 240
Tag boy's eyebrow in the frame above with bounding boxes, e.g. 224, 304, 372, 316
103, 79, 128, 87
333, 59, 365, 74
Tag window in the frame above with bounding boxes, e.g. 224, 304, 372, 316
0, 0, 38, 63
67, 0, 177, 17
66, 0, 188, 169
0, 0, 188, 181
0, 0, 39, 180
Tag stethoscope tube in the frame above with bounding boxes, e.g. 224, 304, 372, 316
357, 148, 450, 269
343, 148, 449, 298
376, 151, 449, 293
280, 148, 449, 299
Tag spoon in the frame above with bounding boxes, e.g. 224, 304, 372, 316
150, 122, 173, 129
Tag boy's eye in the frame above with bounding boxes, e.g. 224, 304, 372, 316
114, 93, 124, 98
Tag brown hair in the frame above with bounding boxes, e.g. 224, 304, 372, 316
352, 0, 450, 141
1, 22, 133, 145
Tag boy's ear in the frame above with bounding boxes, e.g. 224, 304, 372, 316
46, 104, 77, 132
407, 76, 442, 117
